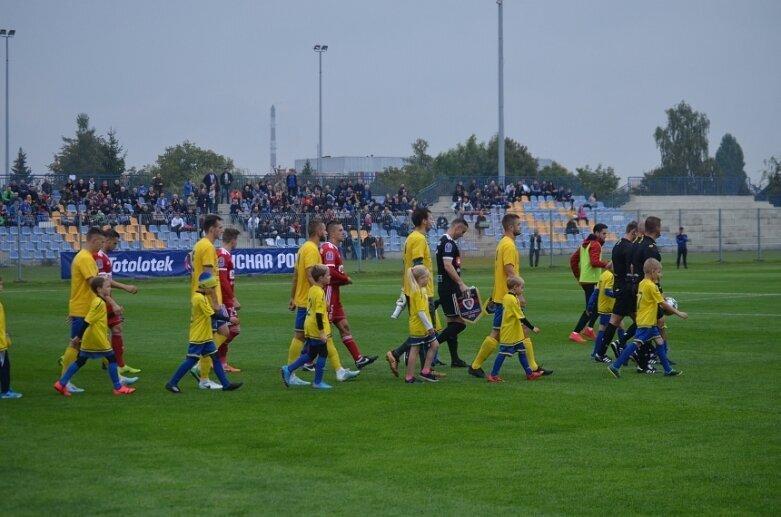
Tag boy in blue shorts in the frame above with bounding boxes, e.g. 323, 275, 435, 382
281, 264, 334, 389
487, 277, 544, 383
589, 265, 625, 363
609, 258, 687, 378
166, 273, 242, 393
54, 277, 136, 396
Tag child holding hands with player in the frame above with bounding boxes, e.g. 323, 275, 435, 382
488, 276, 544, 383
402, 265, 441, 384
609, 258, 687, 378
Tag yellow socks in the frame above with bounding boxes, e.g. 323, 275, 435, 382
326, 338, 342, 371
471, 336, 498, 369
61, 346, 79, 376
524, 338, 539, 371
288, 337, 304, 364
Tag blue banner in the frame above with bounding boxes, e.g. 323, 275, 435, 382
60, 248, 298, 279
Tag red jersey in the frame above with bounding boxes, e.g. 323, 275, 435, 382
217, 247, 236, 307
321, 241, 350, 308
94, 250, 112, 279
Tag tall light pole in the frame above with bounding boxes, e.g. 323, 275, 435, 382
0, 29, 15, 180
313, 44, 328, 178
496, 1, 505, 184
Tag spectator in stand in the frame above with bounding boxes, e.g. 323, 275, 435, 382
153, 173, 165, 196
436, 215, 449, 231
475, 209, 488, 236
376, 235, 385, 259
530, 181, 542, 200
41, 178, 53, 196
183, 179, 195, 200
576, 205, 589, 225
156, 192, 169, 212
563, 188, 574, 208
202, 170, 219, 202
220, 168, 234, 204
566, 217, 580, 235
171, 213, 185, 238
247, 209, 261, 239
286, 169, 298, 198
197, 187, 209, 215
583, 192, 597, 209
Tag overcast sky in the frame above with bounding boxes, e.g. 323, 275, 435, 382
3, 0, 779, 185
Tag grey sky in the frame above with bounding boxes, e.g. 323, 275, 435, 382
4, 0, 780, 185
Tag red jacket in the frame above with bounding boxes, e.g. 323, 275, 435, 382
570, 236, 608, 282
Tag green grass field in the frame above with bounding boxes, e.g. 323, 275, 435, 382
1, 255, 780, 516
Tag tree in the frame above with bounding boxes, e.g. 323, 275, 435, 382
300, 159, 314, 179
715, 133, 749, 194
50, 113, 108, 174
151, 141, 234, 188
102, 128, 127, 175
760, 156, 781, 199
575, 164, 620, 197
11, 147, 32, 182
487, 136, 539, 178
374, 139, 435, 194
652, 101, 715, 179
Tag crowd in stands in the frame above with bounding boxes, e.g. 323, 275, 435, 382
451, 178, 579, 217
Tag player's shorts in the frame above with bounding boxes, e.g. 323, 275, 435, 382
78, 350, 114, 359
409, 334, 437, 347
329, 304, 346, 324
492, 303, 505, 330
611, 286, 636, 317
499, 342, 529, 356
293, 306, 307, 332
211, 305, 229, 331
633, 326, 661, 345
303, 338, 328, 359
438, 288, 459, 317
70, 316, 85, 339
598, 313, 612, 326
187, 341, 218, 358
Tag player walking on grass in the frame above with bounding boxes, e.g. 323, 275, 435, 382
468, 213, 550, 378
281, 265, 335, 389
96, 229, 141, 383
217, 227, 242, 372
188, 214, 233, 389
0, 276, 22, 399
287, 219, 359, 385
321, 221, 378, 369
166, 273, 242, 393
435, 218, 471, 367
402, 265, 441, 384
568, 224, 611, 344
59, 227, 104, 394
589, 264, 625, 363
54, 277, 136, 396
593, 221, 637, 360
487, 277, 543, 383
609, 258, 687, 378
385, 208, 444, 377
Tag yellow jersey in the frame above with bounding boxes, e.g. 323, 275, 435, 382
597, 270, 616, 315
304, 284, 330, 339
499, 293, 525, 345
0, 301, 9, 352
403, 230, 433, 296
81, 297, 111, 352
636, 278, 664, 327
294, 241, 322, 308
190, 237, 221, 304
493, 236, 519, 301
189, 292, 215, 344
69, 248, 98, 317
408, 288, 431, 338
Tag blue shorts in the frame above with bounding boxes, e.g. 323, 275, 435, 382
409, 334, 437, 346
633, 326, 662, 345
499, 343, 527, 356
598, 313, 611, 326
79, 350, 114, 360
187, 341, 218, 358
293, 306, 307, 332
70, 317, 85, 339
492, 303, 505, 330
211, 305, 229, 331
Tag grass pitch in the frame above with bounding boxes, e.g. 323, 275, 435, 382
1, 255, 779, 516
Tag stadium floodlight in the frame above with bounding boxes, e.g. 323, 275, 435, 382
1, 28, 15, 180
313, 44, 328, 179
